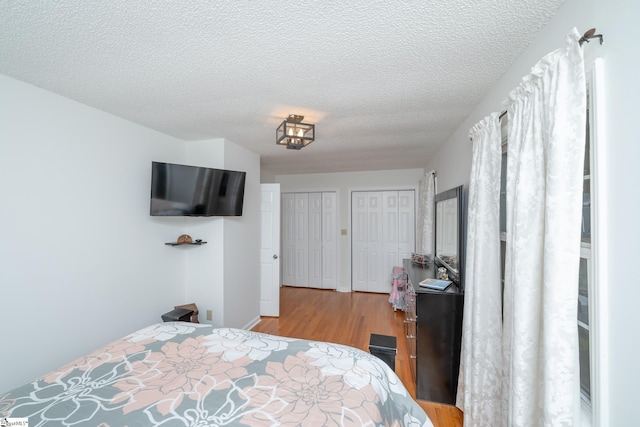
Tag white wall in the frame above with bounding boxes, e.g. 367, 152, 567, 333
426, 0, 640, 423
0, 75, 262, 394
0, 74, 186, 392
276, 168, 424, 292
184, 140, 226, 326
221, 140, 261, 329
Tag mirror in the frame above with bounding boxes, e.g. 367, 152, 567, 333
435, 185, 464, 287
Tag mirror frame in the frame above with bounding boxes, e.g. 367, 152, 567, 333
434, 185, 464, 289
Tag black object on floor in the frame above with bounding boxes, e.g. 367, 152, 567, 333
369, 333, 397, 371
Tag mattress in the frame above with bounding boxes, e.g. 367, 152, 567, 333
1, 322, 432, 426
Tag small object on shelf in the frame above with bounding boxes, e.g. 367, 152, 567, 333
437, 266, 449, 280
419, 278, 452, 291
411, 252, 431, 265
174, 303, 199, 323
164, 239, 207, 246
177, 234, 192, 244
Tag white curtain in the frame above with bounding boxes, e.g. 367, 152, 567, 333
417, 170, 436, 256
456, 113, 503, 426
502, 28, 586, 426
458, 28, 586, 426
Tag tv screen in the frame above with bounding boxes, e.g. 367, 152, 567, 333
150, 162, 246, 216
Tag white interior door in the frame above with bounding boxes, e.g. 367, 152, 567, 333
260, 183, 280, 317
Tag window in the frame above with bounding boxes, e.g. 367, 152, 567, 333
579, 89, 594, 404
499, 115, 508, 307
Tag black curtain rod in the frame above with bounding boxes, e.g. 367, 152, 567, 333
471, 27, 602, 141
498, 28, 602, 120
579, 27, 604, 46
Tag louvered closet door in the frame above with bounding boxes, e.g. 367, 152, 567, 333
352, 190, 415, 293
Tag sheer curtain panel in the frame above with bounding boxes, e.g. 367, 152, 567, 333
456, 113, 503, 426
502, 29, 586, 426
417, 170, 436, 256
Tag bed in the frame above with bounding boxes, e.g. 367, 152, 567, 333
1, 322, 432, 426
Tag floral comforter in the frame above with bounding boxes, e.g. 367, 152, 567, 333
1, 323, 432, 426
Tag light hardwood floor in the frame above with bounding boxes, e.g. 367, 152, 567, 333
251, 286, 464, 427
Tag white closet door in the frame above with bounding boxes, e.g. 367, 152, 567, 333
282, 191, 338, 289
322, 192, 337, 289
366, 192, 385, 292
308, 193, 323, 288
398, 190, 416, 260
282, 193, 296, 285
294, 193, 309, 287
352, 192, 368, 291
351, 190, 415, 293
382, 191, 400, 293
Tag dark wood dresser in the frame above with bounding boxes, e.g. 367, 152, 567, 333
403, 259, 464, 405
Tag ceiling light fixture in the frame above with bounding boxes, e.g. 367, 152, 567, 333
276, 114, 315, 150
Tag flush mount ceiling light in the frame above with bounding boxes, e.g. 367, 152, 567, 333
276, 114, 315, 150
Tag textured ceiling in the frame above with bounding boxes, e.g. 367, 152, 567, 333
0, 0, 565, 175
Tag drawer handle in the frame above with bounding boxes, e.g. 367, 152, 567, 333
406, 335, 416, 339
404, 318, 416, 323
409, 355, 417, 359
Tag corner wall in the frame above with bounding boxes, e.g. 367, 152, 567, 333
183, 139, 261, 329
0, 75, 263, 394
222, 140, 261, 329
0, 74, 187, 392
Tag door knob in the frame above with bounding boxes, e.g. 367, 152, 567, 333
273, 254, 278, 259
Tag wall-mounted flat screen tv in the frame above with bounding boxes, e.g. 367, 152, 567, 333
150, 161, 246, 216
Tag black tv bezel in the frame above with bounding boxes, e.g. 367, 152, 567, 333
150, 161, 246, 217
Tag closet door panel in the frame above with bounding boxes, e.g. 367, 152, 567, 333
322, 192, 337, 289
308, 193, 323, 288
382, 192, 400, 291
366, 192, 385, 293
282, 191, 338, 290
352, 192, 368, 292
282, 194, 296, 285
398, 190, 416, 259
294, 193, 309, 287
351, 189, 416, 294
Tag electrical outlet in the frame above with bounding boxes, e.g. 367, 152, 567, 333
206, 310, 213, 321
